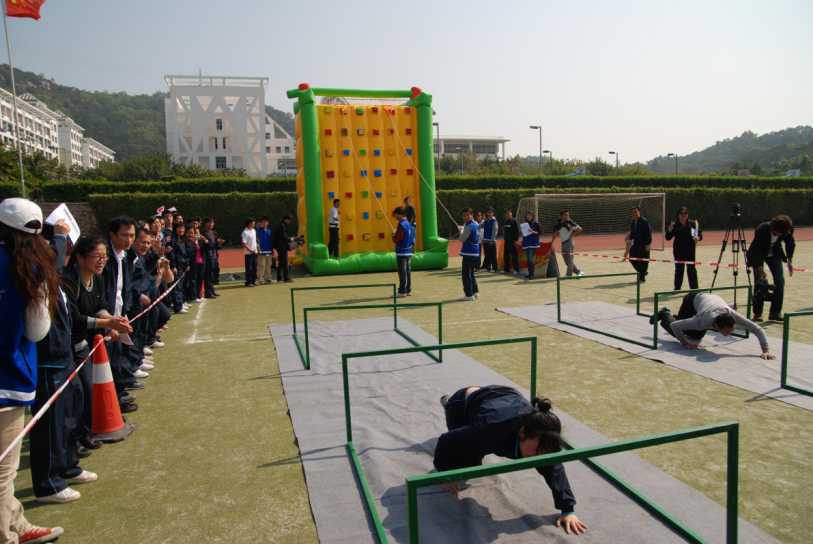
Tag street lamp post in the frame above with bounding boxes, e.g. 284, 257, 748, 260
432, 122, 440, 164
543, 149, 552, 167
529, 125, 542, 174
667, 153, 678, 175
609, 151, 619, 170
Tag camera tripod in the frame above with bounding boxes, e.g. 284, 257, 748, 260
710, 204, 751, 309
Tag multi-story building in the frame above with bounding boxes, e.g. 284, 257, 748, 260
264, 113, 295, 175
57, 114, 85, 167
81, 137, 116, 169
1, 90, 60, 160
434, 135, 509, 160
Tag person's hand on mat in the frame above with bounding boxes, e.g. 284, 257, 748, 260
681, 340, 699, 349
556, 513, 587, 535
760, 352, 776, 360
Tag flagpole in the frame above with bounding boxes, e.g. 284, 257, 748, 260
1, 1, 26, 198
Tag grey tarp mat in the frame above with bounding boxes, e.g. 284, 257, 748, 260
269, 317, 777, 543
498, 302, 813, 412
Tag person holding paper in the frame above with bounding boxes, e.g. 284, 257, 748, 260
665, 206, 702, 290
521, 211, 541, 280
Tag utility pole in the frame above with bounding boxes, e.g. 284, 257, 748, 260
667, 153, 678, 175
529, 125, 542, 174
609, 150, 619, 170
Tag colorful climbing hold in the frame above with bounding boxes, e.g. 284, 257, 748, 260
328, 191, 335, 199
378, 233, 386, 239
406, 148, 413, 156
406, 169, 414, 175
356, 128, 365, 136
375, 191, 382, 198
324, 129, 333, 136
360, 169, 368, 177
342, 149, 350, 156
362, 212, 370, 219
359, 149, 367, 156
390, 168, 397, 175
341, 128, 349, 136
326, 170, 335, 178
355, 107, 364, 115
373, 149, 381, 156
345, 192, 353, 198
405, 128, 412, 135
374, 169, 382, 177
372, 129, 380, 136
347, 234, 354, 241
361, 190, 369, 198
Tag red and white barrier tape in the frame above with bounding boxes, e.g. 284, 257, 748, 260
0, 271, 187, 465
561, 252, 808, 272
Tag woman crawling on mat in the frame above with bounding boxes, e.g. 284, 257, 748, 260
434, 385, 588, 535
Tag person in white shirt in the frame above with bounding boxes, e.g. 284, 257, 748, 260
241, 218, 258, 287
551, 210, 583, 277
328, 199, 340, 259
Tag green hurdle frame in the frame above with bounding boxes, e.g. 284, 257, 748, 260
556, 272, 652, 348
652, 286, 752, 350
290, 284, 397, 369
342, 337, 538, 543
406, 421, 740, 544
781, 310, 813, 397
301, 302, 444, 369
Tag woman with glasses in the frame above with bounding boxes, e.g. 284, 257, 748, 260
665, 206, 702, 290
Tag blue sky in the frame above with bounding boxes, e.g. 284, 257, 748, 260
7, 0, 812, 162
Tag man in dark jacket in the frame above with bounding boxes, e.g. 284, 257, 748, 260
273, 215, 294, 283
502, 209, 520, 274
746, 214, 795, 320
625, 207, 652, 282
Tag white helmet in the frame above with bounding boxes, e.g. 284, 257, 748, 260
0, 198, 43, 234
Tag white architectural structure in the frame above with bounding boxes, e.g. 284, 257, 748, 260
434, 135, 509, 160
1, 90, 59, 160
57, 114, 85, 167
81, 137, 116, 169
264, 114, 295, 175
164, 75, 270, 177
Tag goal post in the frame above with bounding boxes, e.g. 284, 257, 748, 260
517, 192, 666, 251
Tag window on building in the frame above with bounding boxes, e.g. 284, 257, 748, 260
275, 146, 282, 153
274, 125, 287, 139
215, 156, 227, 169
266, 146, 271, 153
216, 118, 223, 131
284, 146, 290, 153
211, 136, 218, 150
265, 132, 271, 139
222, 137, 227, 149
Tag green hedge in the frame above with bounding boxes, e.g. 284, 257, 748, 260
87, 187, 812, 245
36, 174, 813, 201
0, 183, 21, 199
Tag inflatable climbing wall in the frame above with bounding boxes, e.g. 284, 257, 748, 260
287, 84, 448, 275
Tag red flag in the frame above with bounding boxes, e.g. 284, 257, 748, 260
5, 0, 46, 20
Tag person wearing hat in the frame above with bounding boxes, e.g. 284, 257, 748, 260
0, 198, 65, 543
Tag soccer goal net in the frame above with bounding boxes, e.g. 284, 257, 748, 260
516, 193, 666, 251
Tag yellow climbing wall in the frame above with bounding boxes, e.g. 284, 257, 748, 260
297, 104, 423, 257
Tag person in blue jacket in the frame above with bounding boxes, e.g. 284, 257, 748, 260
0, 198, 64, 543
521, 211, 541, 280
435, 385, 588, 536
392, 207, 415, 297
459, 208, 480, 301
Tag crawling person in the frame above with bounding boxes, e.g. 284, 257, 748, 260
434, 385, 588, 535
652, 292, 774, 359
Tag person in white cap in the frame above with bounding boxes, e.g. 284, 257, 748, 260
0, 197, 65, 543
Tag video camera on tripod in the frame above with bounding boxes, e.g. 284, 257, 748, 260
711, 202, 751, 308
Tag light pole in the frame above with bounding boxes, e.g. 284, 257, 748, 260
667, 152, 678, 175
609, 150, 619, 170
543, 149, 552, 167
529, 125, 542, 174
432, 122, 440, 164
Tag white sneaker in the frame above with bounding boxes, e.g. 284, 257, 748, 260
460, 295, 476, 301
36, 487, 81, 504
473, 293, 479, 299
396, 293, 407, 298
179, 308, 189, 314
140, 362, 154, 371
576, 271, 585, 277
143, 347, 153, 356
66, 470, 98, 485
151, 340, 165, 348
182, 303, 190, 309
134, 369, 150, 379
195, 298, 203, 303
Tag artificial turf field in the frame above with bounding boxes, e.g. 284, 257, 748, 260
14, 241, 813, 543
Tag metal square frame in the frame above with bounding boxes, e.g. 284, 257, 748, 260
781, 310, 813, 397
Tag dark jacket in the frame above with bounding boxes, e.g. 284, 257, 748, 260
62, 267, 107, 346
36, 235, 78, 369
433, 385, 576, 513
405, 205, 416, 226
168, 238, 190, 274
665, 219, 702, 261
273, 222, 291, 252
746, 222, 795, 267
502, 218, 519, 243
629, 217, 652, 248
102, 241, 132, 316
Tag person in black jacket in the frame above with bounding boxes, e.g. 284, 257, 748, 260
434, 385, 588, 535
746, 214, 795, 320
273, 215, 294, 283
168, 222, 190, 314
502, 209, 520, 274
625, 207, 652, 282
665, 206, 702, 290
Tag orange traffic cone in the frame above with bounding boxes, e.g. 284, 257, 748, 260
90, 335, 135, 443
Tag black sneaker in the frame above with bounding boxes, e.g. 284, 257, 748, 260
125, 382, 145, 391
440, 395, 449, 407
77, 446, 92, 459
753, 314, 763, 322
120, 402, 138, 414
768, 315, 782, 322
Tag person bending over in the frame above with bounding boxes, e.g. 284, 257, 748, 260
434, 385, 588, 535
652, 292, 773, 359
746, 214, 795, 321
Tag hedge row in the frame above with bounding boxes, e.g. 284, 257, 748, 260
3, 174, 810, 201
87, 187, 813, 245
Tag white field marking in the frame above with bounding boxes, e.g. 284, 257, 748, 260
188, 334, 270, 345
187, 299, 207, 344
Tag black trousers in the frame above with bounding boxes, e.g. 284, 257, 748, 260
658, 292, 706, 341
30, 364, 83, 497
397, 256, 412, 294
244, 253, 257, 286
752, 256, 785, 318
503, 241, 519, 273
328, 227, 339, 258
108, 339, 136, 394
204, 256, 216, 296
75, 348, 93, 441
276, 249, 289, 281
482, 242, 498, 271
629, 244, 650, 281
674, 263, 699, 290
462, 255, 479, 297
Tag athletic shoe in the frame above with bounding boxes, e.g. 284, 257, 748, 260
151, 340, 165, 348
406, 292, 412, 296
576, 271, 585, 277
195, 298, 203, 303
397, 293, 407, 298
179, 308, 189, 314
19, 526, 64, 543
139, 362, 154, 371
143, 347, 153, 356
752, 314, 763, 322
36, 488, 80, 504
125, 382, 145, 391
473, 293, 479, 299
120, 402, 138, 413
768, 315, 783, 322
142, 356, 155, 364
460, 296, 476, 301
134, 369, 149, 379
76, 446, 92, 459
440, 395, 449, 407
119, 393, 136, 404
66, 470, 98, 485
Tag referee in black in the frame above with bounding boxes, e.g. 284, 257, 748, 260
625, 206, 652, 282
665, 206, 702, 290
746, 214, 795, 321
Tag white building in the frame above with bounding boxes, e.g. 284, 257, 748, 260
434, 135, 509, 160
57, 114, 85, 167
0, 90, 60, 160
164, 75, 271, 177
264, 114, 295, 175
81, 137, 116, 169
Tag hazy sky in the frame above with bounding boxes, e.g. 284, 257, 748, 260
7, 0, 812, 162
